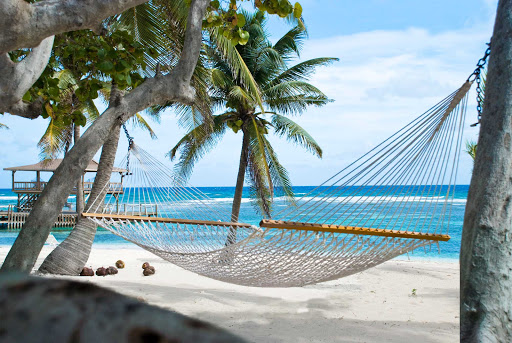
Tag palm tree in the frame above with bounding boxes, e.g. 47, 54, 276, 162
38, 1, 203, 275
170, 11, 337, 224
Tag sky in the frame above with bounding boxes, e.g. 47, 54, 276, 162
0, 0, 499, 188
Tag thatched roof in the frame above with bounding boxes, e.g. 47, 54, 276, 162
4, 159, 126, 173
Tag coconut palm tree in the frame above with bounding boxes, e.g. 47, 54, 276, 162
170, 11, 337, 223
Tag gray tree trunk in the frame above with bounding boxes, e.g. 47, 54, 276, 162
226, 131, 249, 245
460, 0, 512, 340
38, 123, 121, 275
0, 274, 245, 343
0, 0, 208, 274
74, 124, 84, 218
0, 0, 148, 54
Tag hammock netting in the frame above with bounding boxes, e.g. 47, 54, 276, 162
83, 81, 471, 287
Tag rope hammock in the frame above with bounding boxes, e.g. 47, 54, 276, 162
83, 80, 471, 287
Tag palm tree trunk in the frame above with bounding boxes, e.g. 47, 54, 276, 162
461, 0, 512, 340
226, 131, 249, 245
38, 123, 121, 275
74, 124, 84, 218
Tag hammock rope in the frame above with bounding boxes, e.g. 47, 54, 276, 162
83, 81, 471, 287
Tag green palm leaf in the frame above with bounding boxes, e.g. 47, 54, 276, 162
272, 114, 322, 157
168, 113, 231, 180
266, 95, 331, 115
261, 136, 295, 206
245, 126, 273, 217
130, 113, 158, 139
38, 118, 73, 160
273, 25, 307, 60
249, 117, 273, 194
269, 57, 339, 86
466, 140, 477, 161
209, 28, 265, 112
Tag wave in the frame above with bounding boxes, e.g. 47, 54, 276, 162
148, 195, 467, 208
0, 196, 17, 200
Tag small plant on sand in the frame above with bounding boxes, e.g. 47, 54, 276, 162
411, 288, 417, 297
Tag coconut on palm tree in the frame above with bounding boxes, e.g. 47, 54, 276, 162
170, 11, 337, 224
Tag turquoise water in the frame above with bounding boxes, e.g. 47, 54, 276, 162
0, 186, 467, 260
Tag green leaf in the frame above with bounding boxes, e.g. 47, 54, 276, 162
48, 87, 59, 98
22, 92, 32, 102
293, 2, 302, 18
236, 13, 246, 27
98, 61, 114, 72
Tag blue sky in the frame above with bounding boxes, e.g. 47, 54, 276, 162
0, 0, 498, 187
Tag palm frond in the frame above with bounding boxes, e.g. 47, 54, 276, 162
211, 68, 234, 90
209, 28, 265, 112
82, 99, 100, 122
272, 114, 322, 157
116, 1, 176, 72
228, 86, 257, 106
37, 118, 73, 160
261, 135, 295, 206
266, 94, 331, 115
249, 117, 273, 195
168, 114, 230, 181
245, 128, 273, 217
268, 57, 338, 86
273, 25, 307, 60
130, 112, 157, 139
466, 140, 477, 161
172, 104, 207, 133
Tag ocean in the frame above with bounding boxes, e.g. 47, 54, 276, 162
0, 185, 468, 261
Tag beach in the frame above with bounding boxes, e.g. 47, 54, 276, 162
0, 244, 459, 343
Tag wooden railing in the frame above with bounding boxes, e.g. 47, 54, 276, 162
13, 181, 123, 193
13, 181, 47, 192
83, 182, 123, 193
103, 203, 158, 216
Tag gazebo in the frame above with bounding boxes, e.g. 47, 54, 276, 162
4, 159, 125, 212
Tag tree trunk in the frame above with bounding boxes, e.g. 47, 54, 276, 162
0, 274, 245, 343
226, 131, 249, 245
460, 0, 512, 340
38, 123, 121, 275
74, 124, 84, 218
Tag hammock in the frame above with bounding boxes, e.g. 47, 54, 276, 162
83, 80, 471, 287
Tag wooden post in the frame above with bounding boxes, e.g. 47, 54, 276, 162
11, 171, 15, 191
75, 173, 84, 217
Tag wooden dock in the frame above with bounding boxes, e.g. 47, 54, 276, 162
0, 205, 77, 230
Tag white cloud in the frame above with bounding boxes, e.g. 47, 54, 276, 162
270, 24, 493, 186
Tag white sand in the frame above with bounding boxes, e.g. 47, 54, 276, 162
1, 245, 459, 342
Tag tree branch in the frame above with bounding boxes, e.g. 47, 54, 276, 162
0, 0, 150, 54
0, 36, 54, 116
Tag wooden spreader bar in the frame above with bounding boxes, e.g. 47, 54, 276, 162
259, 219, 451, 241
82, 213, 253, 228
